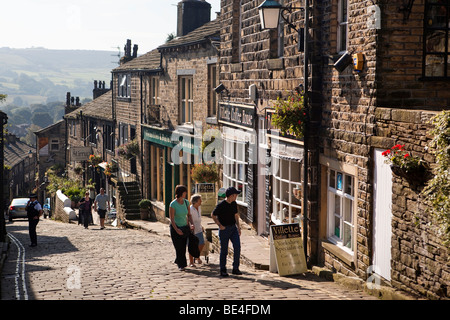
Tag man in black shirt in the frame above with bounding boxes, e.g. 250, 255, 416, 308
211, 187, 242, 277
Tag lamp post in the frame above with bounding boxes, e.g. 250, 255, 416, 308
258, 0, 310, 260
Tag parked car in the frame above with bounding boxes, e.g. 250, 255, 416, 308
43, 197, 51, 218
8, 198, 29, 221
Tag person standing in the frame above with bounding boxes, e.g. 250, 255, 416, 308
189, 194, 205, 267
26, 194, 43, 247
79, 191, 93, 229
169, 185, 194, 271
211, 187, 242, 277
94, 188, 110, 230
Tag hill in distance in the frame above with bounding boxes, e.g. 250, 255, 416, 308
0, 46, 119, 106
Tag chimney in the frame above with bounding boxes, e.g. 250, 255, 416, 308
120, 39, 138, 65
93, 80, 111, 99
177, 0, 211, 37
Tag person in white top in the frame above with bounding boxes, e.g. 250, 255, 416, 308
189, 194, 205, 267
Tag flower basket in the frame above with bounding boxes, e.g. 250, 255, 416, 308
383, 144, 430, 187
88, 154, 103, 167
117, 139, 139, 160
191, 163, 219, 184
270, 92, 307, 139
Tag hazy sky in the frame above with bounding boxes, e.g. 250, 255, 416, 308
1, 0, 221, 53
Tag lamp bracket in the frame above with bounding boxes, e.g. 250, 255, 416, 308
399, 0, 415, 23
279, 5, 304, 33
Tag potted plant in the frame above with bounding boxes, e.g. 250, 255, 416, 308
88, 154, 103, 168
118, 139, 140, 160
271, 92, 307, 139
138, 199, 151, 220
382, 144, 429, 186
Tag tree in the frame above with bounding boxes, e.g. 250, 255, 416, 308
0, 94, 6, 102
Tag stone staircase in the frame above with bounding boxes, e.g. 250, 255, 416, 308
117, 181, 141, 220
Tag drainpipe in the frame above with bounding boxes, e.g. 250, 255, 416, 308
303, 0, 310, 263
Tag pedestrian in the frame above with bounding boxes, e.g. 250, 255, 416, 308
25, 194, 43, 247
78, 191, 93, 229
94, 188, 110, 230
189, 194, 205, 267
169, 185, 194, 271
211, 186, 242, 277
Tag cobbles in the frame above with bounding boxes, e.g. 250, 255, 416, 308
1, 219, 378, 301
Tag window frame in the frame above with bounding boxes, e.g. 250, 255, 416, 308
208, 64, 218, 117
179, 76, 194, 124
151, 76, 160, 105
118, 73, 131, 99
223, 137, 248, 205
337, 0, 348, 53
423, 0, 450, 79
327, 168, 355, 255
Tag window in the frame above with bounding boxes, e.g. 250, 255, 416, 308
223, 137, 248, 203
151, 76, 160, 105
208, 64, 218, 117
337, 0, 348, 52
88, 121, 97, 145
327, 169, 355, 253
50, 139, 59, 151
118, 74, 131, 98
424, 0, 450, 78
104, 124, 114, 152
272, 157, 302, 225
179, 76, 193, 124
119, 123, 128, 145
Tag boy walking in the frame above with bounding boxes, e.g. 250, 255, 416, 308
211, 187, 242, 277
94, 188, 110, 230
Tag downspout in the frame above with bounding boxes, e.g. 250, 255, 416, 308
303, 0, 310, 263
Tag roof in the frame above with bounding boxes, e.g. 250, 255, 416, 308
4, 135, 34, 168
64, 90, 112, 121
158, 19, 220, 50
33, 119, 64, 134
112, 49, 161, 72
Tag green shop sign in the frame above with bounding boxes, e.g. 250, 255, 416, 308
142, 126, 201, 155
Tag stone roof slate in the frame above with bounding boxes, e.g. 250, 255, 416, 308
64, 90, 112, 121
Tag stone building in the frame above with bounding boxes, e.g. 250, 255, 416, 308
111, 0, 219, 221
218, 0, 449, 299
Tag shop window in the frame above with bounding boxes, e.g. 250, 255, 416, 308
223, 138, 248, 204
423, 0, 450, 78
337, 0, 348, 53
179, 76, 193, 124
327, 169, 355, 253
271, 157, 302, 224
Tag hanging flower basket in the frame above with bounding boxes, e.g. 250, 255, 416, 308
271, 92, 307, 139
191, 163, 220, 184
88, 154, 103, 167
117, 139, 139, 160
383, 144, 430, 186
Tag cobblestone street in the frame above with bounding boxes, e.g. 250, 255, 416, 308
1, 219, 378, 303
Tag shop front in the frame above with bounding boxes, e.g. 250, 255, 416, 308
142, 125, 201, 218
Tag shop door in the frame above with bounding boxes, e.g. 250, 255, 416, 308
373, 148, 393, 281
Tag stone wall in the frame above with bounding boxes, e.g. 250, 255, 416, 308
374, 108, 449, 299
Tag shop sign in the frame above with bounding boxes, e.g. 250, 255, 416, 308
194, 183, 216, 216
219, 102, 255, 129
270, 223, 307, 276
70, 146, 92, 162
143, 126, 201, 155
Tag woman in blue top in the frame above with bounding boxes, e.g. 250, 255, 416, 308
169, 185, 194, 271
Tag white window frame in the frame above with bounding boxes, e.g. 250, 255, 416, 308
223, 137, 248, 205
179, 76, 193, 124
271, 156, 302, 225
327, 168, 355, 255
337, 0, 348, 53
118, 73, 131, 98
50, 139, 59, 151
151, 76, 160, 105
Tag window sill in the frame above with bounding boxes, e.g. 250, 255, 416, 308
206, 117, 218, 125
117, 97, 131, 102
321, 240, 355, 269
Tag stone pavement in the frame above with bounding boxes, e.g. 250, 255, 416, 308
0, 218, 381, 302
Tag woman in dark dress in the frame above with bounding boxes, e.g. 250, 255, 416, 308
79, 191, 93, 229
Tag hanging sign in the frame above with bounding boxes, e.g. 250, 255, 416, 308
270, 223, 307, 276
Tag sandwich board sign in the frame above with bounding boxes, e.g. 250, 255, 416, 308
269, 223, 307, 276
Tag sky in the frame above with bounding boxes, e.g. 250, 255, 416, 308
0, 0, 221, 54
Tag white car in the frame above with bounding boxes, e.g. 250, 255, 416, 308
8, 198, 29, 221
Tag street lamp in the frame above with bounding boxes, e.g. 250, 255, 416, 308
258, 0, 305, 52
258, 0, 310, 261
